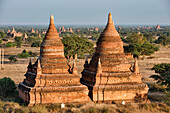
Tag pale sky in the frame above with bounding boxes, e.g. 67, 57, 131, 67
0, 0, 170, 25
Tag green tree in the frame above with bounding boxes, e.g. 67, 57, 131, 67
0, 77, 17, 98
62, 35, 94, 58
126, 33, 147, 44
5, 42, 16, 47
14, 36, 23, 47
124, 43, 159, 58
31, 41, 41, 47
155, 36, 170, 46
18, 49, 30, 58
0, 31, 6, 38
26, 36, 42, 44
150, 63, 170, 88
8, 56, 17, 62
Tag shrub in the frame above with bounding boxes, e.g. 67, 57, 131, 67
14, 36, 23, 47
0, 77, 17, 98
88, 107, 97, 113
102, 107, 109, 113
150, 63, 170, 88
8, 56, 17, 62
164, 91, 170, 106
0, 40, 2, 44
28, 51, 37, 57
31, 41, 41, 47
6, 42, 16, 47
46, 104, 60, 112
18, 50, 30, 58
2, 38, 8, 41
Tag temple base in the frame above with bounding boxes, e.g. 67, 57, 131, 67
18, 83, 91, 106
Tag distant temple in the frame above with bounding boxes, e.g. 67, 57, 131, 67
31, 27, 35, 33
156, 24, 161, 30
23, 33, 28, 42
80, 13, 148, 103
18, 15, 90, 106
7, 27, 23, 38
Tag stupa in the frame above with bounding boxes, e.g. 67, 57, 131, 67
80, 13, 148, 103
18, 15, 90, 106
156, 24, 161, 30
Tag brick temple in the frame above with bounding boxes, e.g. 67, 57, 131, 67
18, 15, 90, 106
80, 13, 148, 103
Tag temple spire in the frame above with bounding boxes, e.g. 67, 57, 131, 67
97, 58, 102, 74
37, 58, 42, 76
72, 60, 78, 75
133, 58, 140, 74
50, 15, 54, 25
108, 13, 113, 24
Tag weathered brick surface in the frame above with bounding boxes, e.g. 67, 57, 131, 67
81, 13, 148, 103
18, 15, 90, 106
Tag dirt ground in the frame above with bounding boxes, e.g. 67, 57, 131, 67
0, 46, 170, 85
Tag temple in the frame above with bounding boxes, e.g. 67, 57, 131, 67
80, 13, 148, 103
18, 15, 90, 106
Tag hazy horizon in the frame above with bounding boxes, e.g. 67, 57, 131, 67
0, 0, 170, 25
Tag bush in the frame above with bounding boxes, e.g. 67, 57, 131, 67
6, 42, 16, 47
164, 91, 170, 106
102, 107, 109, 113
31, 41, 41, 47
88, 107, 97, 113
0, 40, 2, 44
18, 50, 30, 58
0, 77, 17, 98
8, 56, 17, 62
2, 38, 8, 41
28, 51, 37, 57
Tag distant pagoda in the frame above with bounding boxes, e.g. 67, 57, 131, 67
156, 24, 161, 30
18, 15, 90, 106
80, 13, 148, 103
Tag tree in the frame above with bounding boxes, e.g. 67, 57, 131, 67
15, 36, 23, 47
0, 77, 17, 98
155, 36, 170, 46
61, 35, 94, 58
8, 56, 17, 62
150, 63, 170, 88
125, 33, 147, 44
31, 41, 41, 47
18, 49, 30, 58
26, 36, 42, 44
0, 31, 6, 38
124, 43, 159, 58
5, 42, 16, 47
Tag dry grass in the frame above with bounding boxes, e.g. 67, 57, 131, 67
0, 101, 169, 113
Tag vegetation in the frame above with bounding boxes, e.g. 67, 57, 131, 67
125, 33, 147, 44
18, 49, 30, 58
31, 41, 41, 47
62, 35, 94, 58
124, 43, 159, 58
0, 31, 6, 38
8, 56, 17, 62
26, 36, 42, 44
150, 63, 170, 88
0, 77, 17, 98
5, 42, 16, 47
155, 35, 170, 46
0, 39, 2, 44
0, 102, 169, 113
2, 38, 8, 41
14, 36, 23, 47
